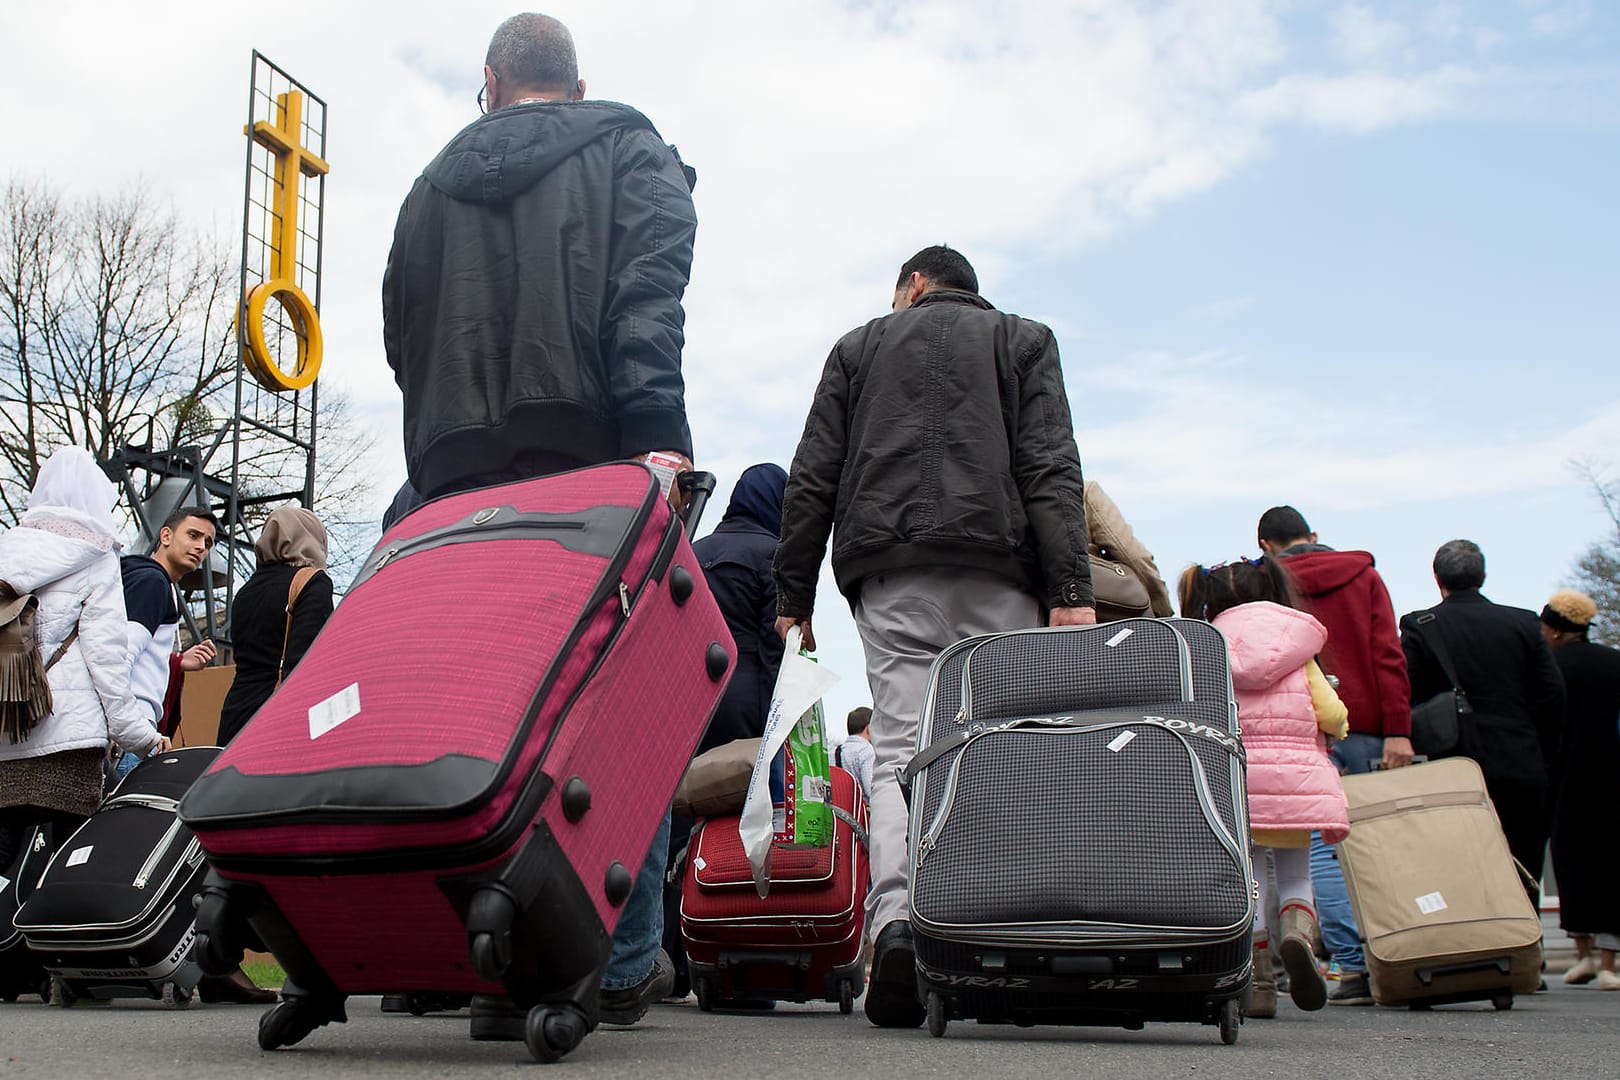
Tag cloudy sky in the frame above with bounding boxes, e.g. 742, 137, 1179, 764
3, 0, 1616, 732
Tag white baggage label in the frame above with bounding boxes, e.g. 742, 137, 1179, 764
65, 846, 93, 868
1105, 628, 1134, 648
693, 856, 707, 871
1107, 731, 1137, 753
309, 682, 362, 740
1415, 891, 1448, 915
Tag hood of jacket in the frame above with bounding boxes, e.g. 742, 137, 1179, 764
1281, 548, 1375, 596
722, 463, 789, 537
0, 526, 109, 594
1213, 601, 1327, 692
424, 100, 659, 206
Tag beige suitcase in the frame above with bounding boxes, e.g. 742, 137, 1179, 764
1338, 758, 1542, 1009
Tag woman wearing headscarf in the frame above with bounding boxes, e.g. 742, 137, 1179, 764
1541, 589, 1620, 990
216, 506, 334, 746
0, 447, 168, 867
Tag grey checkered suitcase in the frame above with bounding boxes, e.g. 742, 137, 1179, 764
902, 618, 1254, 1044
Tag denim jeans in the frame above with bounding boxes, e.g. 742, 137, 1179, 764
601, 806, 671, 991
1311, 732, 1384, 973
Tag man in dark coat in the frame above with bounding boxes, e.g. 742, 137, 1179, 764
380, 12, 699, 1035
1539, 589, 1620, 989
692, 464, 789, 755
774, 245, 1095, 1028
1401, 540, 1565, 905
661, 463, 789, 997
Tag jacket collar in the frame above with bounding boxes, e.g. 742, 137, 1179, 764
913, 289, 994, 312
1441, 589, 1489, 606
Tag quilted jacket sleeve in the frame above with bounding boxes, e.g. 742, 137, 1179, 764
775, 341, 853, 618
603, 130, 698, 459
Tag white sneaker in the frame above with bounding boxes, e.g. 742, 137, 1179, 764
1596, 970, 1620, 991
1565, 956, 1599, 985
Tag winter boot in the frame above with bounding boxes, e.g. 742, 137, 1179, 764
1279, 903, 1328, 1011
1248, 940, 1277, 1019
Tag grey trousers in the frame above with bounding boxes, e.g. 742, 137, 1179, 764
853, 567, 1041, 937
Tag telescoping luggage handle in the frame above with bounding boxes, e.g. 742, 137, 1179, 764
677, 471, 717, 537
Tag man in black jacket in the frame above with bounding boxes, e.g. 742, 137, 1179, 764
775, 246, 1095, 1028
383, 12, 698, 501
1401, 539, 1564, 905
380, 12, 698, 1036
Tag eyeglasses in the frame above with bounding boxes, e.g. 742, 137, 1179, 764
477, 71, 498, 115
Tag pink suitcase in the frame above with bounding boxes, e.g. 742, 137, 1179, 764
179, 464, 734, 1062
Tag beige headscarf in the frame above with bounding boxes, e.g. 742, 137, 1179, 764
255, 506, 328, 569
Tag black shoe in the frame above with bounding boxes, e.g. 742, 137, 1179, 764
864, 921, 924, 1029
469, 994, 525, 1041
1328, 971, 1374, 1006
600, 949, 676, 1026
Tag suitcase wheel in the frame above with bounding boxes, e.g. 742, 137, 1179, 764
838, 980, 854, 1016
1491, 993, 1513, 1011
524, 1004, 587, 1064
695, 979, 714, 1013
925, 992, 947, 1038
161, 981, 193, 1010
1218, 999, 1241, 1045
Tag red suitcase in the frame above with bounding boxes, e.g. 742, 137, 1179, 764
680, 766, 868, 1013
179, 464, 734, 1062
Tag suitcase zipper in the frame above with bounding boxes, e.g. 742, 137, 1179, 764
133, 818, 183, 889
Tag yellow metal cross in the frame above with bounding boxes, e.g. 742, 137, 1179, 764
240, 89, 329, 393
249, 90, 329, 280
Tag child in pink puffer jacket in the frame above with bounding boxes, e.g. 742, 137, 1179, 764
1180, 557, 1348, 1019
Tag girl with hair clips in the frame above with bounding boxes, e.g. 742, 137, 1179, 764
1179, 556, 1349, 1019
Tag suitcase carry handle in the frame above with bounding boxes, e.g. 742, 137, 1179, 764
677, 471, 717, 536
1415, 956, 1512, 987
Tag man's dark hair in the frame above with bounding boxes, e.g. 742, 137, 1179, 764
161, 506, 219, 535
1433, 539, 1486, 592
1257, 505, 1312, 546
486, 13, 578, 91
846, 706, 872, 737
896, 245, 978, 294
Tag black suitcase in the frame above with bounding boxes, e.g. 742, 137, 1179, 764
1, 822, 54, 1002
902, 618, 1254, 1044
13, 747, 219, 1005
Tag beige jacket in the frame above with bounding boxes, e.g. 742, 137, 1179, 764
1084, 481, 1174, 618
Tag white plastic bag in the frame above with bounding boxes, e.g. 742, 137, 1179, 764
738, 626, 839, 897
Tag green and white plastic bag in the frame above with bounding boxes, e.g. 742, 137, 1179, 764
739, 626, 839, 897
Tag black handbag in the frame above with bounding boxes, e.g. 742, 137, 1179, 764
1406, 612, 1469, 758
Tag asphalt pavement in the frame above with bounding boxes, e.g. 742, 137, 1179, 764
3, 977, 1617, 1079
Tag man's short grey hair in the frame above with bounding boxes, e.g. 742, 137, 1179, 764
1433, 539, 1486, 592
486, 13, 578, 91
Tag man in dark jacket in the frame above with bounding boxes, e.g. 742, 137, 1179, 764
774, 245, 1095, 1028
382, 12, 698, 502
1401, 539, 1565, 905
1258, 505, 1412, 1006
661, 463, 789, 997
380, 12, 699, 1035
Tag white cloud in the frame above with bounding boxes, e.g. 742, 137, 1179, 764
1332, 3, 1410, 63
1521, 0, 1593, 37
